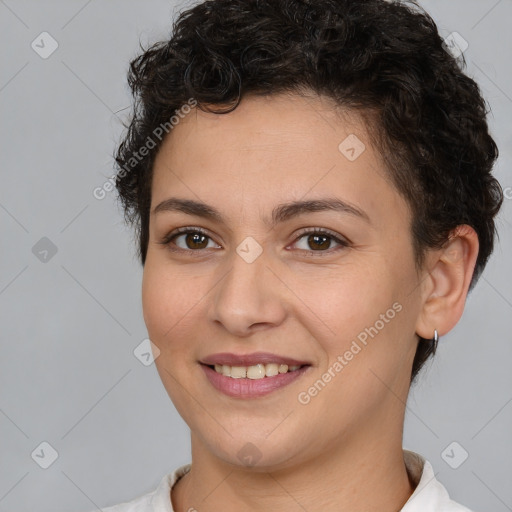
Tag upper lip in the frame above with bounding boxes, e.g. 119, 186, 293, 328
200, 352, 311, 367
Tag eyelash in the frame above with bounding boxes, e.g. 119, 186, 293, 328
158, 226, 350, 257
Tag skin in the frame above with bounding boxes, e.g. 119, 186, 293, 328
141, 92, 479, 512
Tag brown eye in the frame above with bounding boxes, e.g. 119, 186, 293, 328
292, 229, 349, 254
160, 228, 220, 252
306, 234, 331, 251
182, 232, 210, 249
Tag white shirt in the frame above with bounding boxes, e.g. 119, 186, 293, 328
94, 450, 474, 511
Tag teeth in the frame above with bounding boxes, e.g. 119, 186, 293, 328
231, 366, 247, 378
247, 364, 265, 379
265, 363, 279, 377
212, 363, 302, 379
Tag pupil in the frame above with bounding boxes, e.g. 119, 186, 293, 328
187, 233, 208, 249
309, 234, 330, 250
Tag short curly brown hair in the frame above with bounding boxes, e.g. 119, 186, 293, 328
114, 0, 503, 383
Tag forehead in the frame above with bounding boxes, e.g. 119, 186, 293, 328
150, 93, 403, 225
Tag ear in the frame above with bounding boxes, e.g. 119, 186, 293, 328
415, 224, 479, 339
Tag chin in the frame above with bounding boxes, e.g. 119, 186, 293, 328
198, 428, 306, 472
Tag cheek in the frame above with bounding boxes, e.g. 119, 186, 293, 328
141, 258, 217, 364
295, 262, 410, 384
142, 265, 170, 339
142, 262, 195, 342
291, 263, 394, 344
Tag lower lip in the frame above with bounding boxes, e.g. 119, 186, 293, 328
200, 364, 310, 398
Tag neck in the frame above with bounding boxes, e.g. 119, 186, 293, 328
172, 423, 415, 512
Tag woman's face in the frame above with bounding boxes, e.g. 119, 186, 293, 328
143, 93, 425, 469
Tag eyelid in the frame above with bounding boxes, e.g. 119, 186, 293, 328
292, 226, 349, 244
159, 226, 213, 244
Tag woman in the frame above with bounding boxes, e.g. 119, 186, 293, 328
100, 0, 503, 510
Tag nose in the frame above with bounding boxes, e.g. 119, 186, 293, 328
208, 245, 288, 337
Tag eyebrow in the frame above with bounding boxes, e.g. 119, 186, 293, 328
152, 197, 371, 227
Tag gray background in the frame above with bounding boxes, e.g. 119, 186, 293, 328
0, 1, 510, 511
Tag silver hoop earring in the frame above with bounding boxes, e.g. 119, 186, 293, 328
433, 329, 438, 343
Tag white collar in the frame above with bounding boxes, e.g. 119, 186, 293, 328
400, 450, 472, 511
147, 450, 473, 511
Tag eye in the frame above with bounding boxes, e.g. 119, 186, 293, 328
158, 226, 349, 256
291, 228, 349, 254
159, 227, 220, 252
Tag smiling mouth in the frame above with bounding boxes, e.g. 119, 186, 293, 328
203, 363, 307, 379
